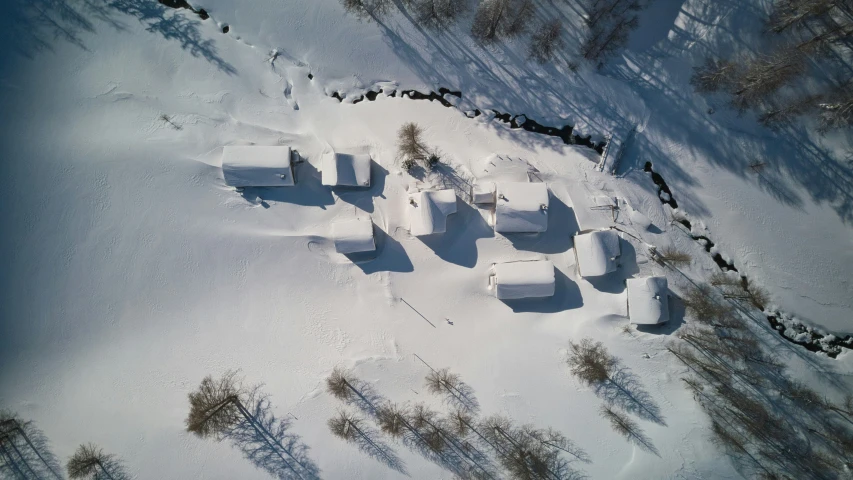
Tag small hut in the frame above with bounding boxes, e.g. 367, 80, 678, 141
573, 229, 621, 277
490, 260, 556, 300
627, 277, 669, 325
408, 189, 458, 236
322, 152, 371, 187
222, 146, 294, 187
333, 218, 375, 254
493, 182, 549, 233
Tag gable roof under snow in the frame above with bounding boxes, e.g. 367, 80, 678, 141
322, 152, 371, 187
574, 229, 621, 277
627, 276, 670, 325
222, 146, 294, 187
494, 182, 549, 233
493, 260, 555, 300
408, 190, 458, 236
333, 218, 375, 254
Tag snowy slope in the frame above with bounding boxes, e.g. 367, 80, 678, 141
0, 0, 851, 479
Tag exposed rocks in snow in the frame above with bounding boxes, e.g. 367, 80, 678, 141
653, 164, 852, 357
158, 0, 209, 20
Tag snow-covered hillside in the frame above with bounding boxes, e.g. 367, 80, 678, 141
0, 0, 851, 479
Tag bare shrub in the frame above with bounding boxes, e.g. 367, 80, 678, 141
528, 19, 564, 63
691, 58, 739, 93
566, 338, 615, 385
397, 122, 430, 171
67, 443, 130, 480
340, 0, 393, 20
655, 246, 692, 266
425, 368, 460, 394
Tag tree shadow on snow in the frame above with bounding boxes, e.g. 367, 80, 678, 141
500, 268, 583, 313
595, 364, 666, 426
417, 201, 493, 268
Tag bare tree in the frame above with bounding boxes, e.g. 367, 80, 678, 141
397, 122, 430, 172
817, 84, 853, 133
691, 58, 739, 93
580, 15, 639, 63
407, 0, 466, 28
758, 93, 821, 128
682, 284, 736, 326
67, 443, 130, 480
185, 371, 316, 480
340, 0, 393, 20
730, 48, 807, 111
471, 0, 535, 43
566, 338, 615, 385
767, 0, 838, 33
528, 19, 564, 63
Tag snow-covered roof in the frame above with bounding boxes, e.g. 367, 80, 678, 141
493, 260, 556, 300
627, 277, 670, 325
333, 218, 375, 254
494, 182, 549, 233
574, 229, 621, 277
472, 181, 495, 204
221, 146, 294, 187
408, 189, 457, 236
322, 152, 371, 187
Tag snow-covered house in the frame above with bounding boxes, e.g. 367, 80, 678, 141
573, 229, 621, 277
493, 182, 549, 233
322, 152, 371, 187
490, 260, 556, 300
627, 277, 669, 325
472, 180, 495, 205
408, 189, 458, 236
332, 218, 375, 254
221, 146, 294, 187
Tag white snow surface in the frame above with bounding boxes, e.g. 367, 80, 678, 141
407, 189, 457, 236
221, 145, 294, 187
321, 152, 372, 187
0, 0, 851, 479
492, 260, 556, 300
627, 277, 670, 325
574, 229, 622, 278
494, 182, 549, 233
332, 218, 375, 254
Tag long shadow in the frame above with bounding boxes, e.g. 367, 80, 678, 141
0, 414, 64, 480
332, 160, 389, 214
503, 194, 577, 255
0, 0, 99, 59
241, 161, 335, 209
417, 201, 493, 268
226, 391, 320, 480
596, 366, 667, 426
347, 420, 409, 475
106, 0, 236, 74
500, 268, 584, 313
351, 227, 414, 274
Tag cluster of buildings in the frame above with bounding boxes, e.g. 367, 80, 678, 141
221, 145, 670, 326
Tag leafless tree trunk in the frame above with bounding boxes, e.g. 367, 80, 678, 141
767, 0, 838, 33
730, 48, 807, 111
408, 0, 466, 28
67, 443, 130, 480
471, 0, 535, 42
818, 83, 853, 133
691, 58, 739, 93
340, 0, 393, 20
